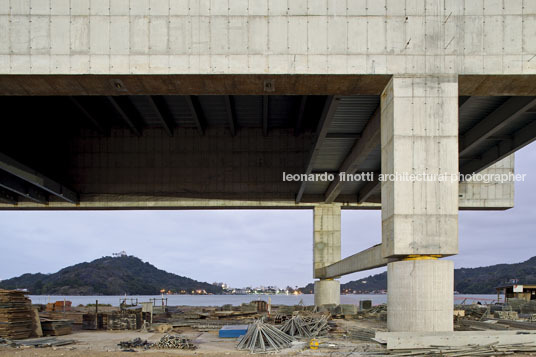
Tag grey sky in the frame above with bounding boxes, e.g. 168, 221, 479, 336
0, 144, 535, 289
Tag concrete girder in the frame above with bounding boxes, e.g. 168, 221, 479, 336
461, 119, 536, 174
68, 97, 106, 134
324, 106, 380, 203
0, 170, 47, 204
224, 95, 237, 136
0, 153, 78, 204
460, 96, 536, 157
262, 95, 269, 136
294, 96, 307, 136
315, 244, 389, 279
357, 173, 381, 203
147, 96, 174, 137
296, 96, 340, 203
106, 96, 142, 137
185, 96, 206, 136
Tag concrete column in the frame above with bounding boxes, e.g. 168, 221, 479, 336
381, 75, 459, 332
313, 204, 341, 306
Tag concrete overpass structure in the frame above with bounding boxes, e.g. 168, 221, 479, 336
1, 0, 536, 333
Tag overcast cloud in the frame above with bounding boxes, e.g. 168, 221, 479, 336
0, 144, 535, 289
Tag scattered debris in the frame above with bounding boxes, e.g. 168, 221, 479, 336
237, 320, 295, 353
118, 337, 151, 350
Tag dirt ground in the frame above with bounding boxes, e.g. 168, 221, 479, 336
0, 319, 385, 357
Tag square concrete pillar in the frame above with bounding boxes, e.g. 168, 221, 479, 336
381, 75, 459, 257
381, 75, 459, 331
313, 204, 341, 306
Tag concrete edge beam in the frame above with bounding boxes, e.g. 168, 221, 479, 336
315, 244, 388, 279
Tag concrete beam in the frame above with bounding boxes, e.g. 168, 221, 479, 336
185, 96, 206, 135
324, 106, 380, 203
460, 97, 536, 156
0, 153, 78, 204
68, 97, 106, 134
0, 170, 47, 204
262, 96, 269, 136
294, 96, 307, 136
224, 96, 237, 136
296, 96, 340, 203
106, 96, 142, 136
315, 244, 388, 279
461, 119, 536, 174
357, 173, 380, 203
147, 96, 174, 137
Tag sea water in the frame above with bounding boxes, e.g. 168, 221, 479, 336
28, 294, 498, 307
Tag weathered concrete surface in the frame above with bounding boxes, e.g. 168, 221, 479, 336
381, 76, 459, 257
315, 244, 389, 279
459, 155, 515, 210
387, 260, 454, 332
1, 1, 535, 76
313, 204, 341, 305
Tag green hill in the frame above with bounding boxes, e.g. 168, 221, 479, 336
299, 256, 536, 294
0, 255, 222, 295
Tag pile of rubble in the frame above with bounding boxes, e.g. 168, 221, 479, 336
118, 334, 197, 351
152, 334, 197, 350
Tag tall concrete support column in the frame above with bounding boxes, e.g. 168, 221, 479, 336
381, 76, 459, 332
313, 204, 341, 306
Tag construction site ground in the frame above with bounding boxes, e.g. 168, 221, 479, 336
0, 318, 385, 356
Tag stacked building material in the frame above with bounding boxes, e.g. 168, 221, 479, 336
346, 327, 376, 341
107, 313, 138, 330
0, 289, 33, 340
40, 319, 72, 336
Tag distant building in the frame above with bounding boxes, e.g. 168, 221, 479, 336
496, 283, 536, 303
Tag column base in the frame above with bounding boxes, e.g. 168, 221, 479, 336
314, 279, 340, 306
387, 259, 454, 332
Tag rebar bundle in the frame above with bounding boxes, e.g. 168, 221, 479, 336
152, 334, 197, 350
237, 320, 295, 353
279, 315, 330, 338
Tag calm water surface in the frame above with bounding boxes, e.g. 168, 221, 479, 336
28, 294, 498, 307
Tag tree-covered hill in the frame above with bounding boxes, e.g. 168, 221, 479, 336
0, 255, 222, 295
299, 256, 536, 294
